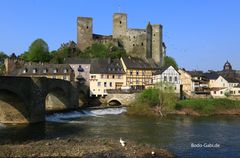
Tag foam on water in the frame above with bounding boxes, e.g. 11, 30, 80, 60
46, 107, 127, 123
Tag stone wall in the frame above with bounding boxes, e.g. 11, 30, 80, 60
100, 93, 137, 106
77, 17, 93, 50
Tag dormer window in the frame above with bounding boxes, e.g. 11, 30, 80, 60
78, 65, 84, 72
33, 68, 37, 74
22, 68, 28, 74
53, 68, 58, 73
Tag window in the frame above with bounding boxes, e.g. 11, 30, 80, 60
174, 76, 178, 82
104, 82, 107, 87
130, 78, 133, 84
63, 69, 68, 73
91, 75, 96, 79
223, 83, 225, 87
63, 76, 66, 80
109, 82, 112, 87
22, 68, 27, 74
136, 71, 139, 76
107, 75, 109, 79
142, 71, 145, 75
118, 75, 121, 79
130, 71, 133, 75
101, 74, 104, 79
112, 75, 115, 79
86, 26, 89, 29
53, 69, 58, 73
43, 69, 48, 74
120, 21, 122, 24
133, 44, 135, 46
141, 42, 144, 46
214, 91, 216, 94
164, 76, 167, 81
238, 90, 240, 94
220, 91, 223, 94
169, 76, 172, 82
33, 68, 37, 74
136, 79, 139, 84
98, 82, 101, 87
175, 87, 177, 90
93, 89, 95, 91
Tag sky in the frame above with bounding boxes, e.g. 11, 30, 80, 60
0, 0, 240, 71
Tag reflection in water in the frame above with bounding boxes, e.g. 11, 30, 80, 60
0, 108, 240, 158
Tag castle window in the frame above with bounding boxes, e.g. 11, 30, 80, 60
141, 43, 144, 46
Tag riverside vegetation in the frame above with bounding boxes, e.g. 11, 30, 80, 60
127, 82, 240, 117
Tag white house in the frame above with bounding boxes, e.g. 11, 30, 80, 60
153, 66, 181, 93
208, 75, 240, 98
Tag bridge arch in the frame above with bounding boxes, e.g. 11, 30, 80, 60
0, 89, 29, 123
45, 87, 70, 111
108, 99, 122, 106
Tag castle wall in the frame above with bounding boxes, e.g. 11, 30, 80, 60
122, 29, 147, 59
77, 17, 93, 51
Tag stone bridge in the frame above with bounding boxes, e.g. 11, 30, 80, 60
0, 76, 89, 124
100, 92, 137, 106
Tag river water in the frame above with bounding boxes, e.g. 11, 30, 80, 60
0, 107, 240, 158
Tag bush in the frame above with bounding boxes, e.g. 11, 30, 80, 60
127, 102, 155, 117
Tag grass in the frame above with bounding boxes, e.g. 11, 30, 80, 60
176, 98, 240, 115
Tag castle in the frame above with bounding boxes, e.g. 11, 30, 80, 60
77, 13, 166, 66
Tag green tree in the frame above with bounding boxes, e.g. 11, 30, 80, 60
0, 52, 8, 64
0, 52, 8, 75
164, 56, 178, 69
23, 39, 50, 62
154, 82, 178, 116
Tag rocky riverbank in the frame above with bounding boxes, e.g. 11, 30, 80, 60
0, 137, 175, 158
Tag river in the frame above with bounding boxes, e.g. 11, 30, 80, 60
0, 107, 240, 158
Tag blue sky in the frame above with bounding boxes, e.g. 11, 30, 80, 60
0, 0, 240, 71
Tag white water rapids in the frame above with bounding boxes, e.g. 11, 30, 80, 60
46, 107, 127, 123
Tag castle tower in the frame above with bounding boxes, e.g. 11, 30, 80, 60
113, 13, 127, 39
152, 24, 163, 66
146, 22, 152, 58
77, 17, 93, 51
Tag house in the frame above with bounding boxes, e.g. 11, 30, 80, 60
120, 57, 158, 90
89, 58, 126, 97
18, 63, 75, 81
206, 73, 240, 98
178, 69, 192, 96
178, 69, 210, 96
64, 58, 91, 85
153, 66, 181, 93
